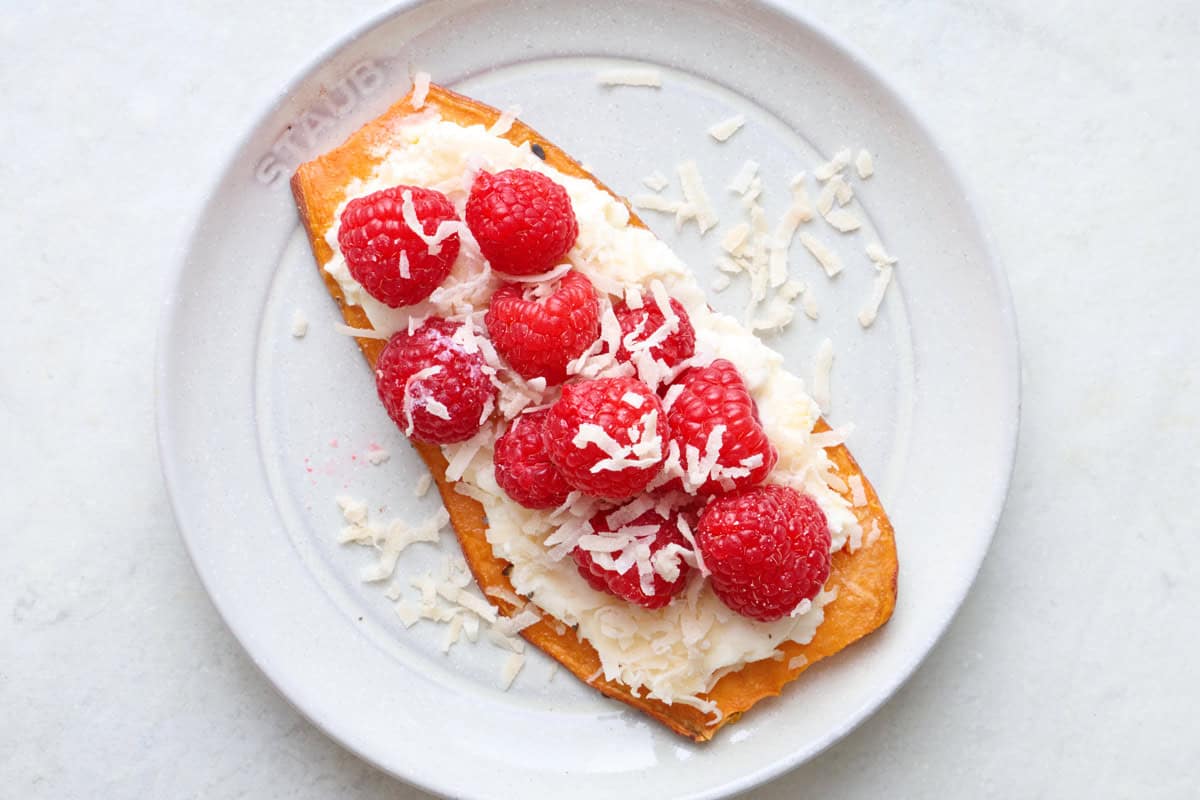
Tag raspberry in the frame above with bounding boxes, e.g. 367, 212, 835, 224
375, 318, 497, 444
485, 270, 600, 385
663, 359, 777, 495
696, 484, 831, 622
572, 508, 693, 609
613, 296, 696, 369
493, 409, 572, 509
338, 186, 460, 308
543, 377, 669, 500
466, 169, 578, 275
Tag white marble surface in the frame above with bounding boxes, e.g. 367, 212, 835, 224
3, 1, 1198, 797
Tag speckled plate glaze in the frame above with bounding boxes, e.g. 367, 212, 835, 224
156, 1, 1019, 797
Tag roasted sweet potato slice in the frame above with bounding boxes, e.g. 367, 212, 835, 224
291, 83, 897, 741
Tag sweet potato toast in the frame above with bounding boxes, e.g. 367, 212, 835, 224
291, 82, 897, 741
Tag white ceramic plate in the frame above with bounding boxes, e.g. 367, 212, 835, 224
157, 1, 1019, 797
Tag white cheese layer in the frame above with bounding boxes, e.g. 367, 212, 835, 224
321, 115, 861, 706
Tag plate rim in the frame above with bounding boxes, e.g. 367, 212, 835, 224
156, 1, 1021, 797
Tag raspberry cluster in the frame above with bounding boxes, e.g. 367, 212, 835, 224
353, 165, 832, 621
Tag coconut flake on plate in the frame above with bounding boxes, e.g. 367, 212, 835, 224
812, 337, 834, 412
798, 232, 843, 278
814, 147, 853, 181
642, 171, 669, 192
290, 309, 308, 338
728, 160, 760, 194
676, 160, 718, 234
596, 67, 662, 88
707, 114, 746, 142
857, 265, 894, 328
855, 148, 874, 179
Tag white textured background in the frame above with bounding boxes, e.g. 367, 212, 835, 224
3, 1, 1198, 797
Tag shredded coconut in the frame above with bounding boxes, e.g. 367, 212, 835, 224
767, 175, 814, 289
728, 160, 760, 194
624, 284, 644, 309
855, 148, 874, 179
798, 232, 843, 278
633, 194, 684, 214
499, 262, 572, 284
424, 398, 451, 420
500, 653, 525, 690
707, 114, 746, 142
788, 654, 809, 671
365, 445, 390, 465
488, 105, 521, 136
809, 425, 853, 450
621, 391, 646, 409
484, 585, 525, 608
717, 256, 743, 275
848, 474, 867, 507
642, 171, 669, 192
814, 147, 853, 181
676, 161, 718, 234
400, 189, 461, 256
290, 309, 308, 338
857, 265, 893, 328
442, 423, 493, 482
812, 338, 834, 412
455, 589, 500, 623
395, 602, 421, 628
721, 224, 750, 257
401, 366, 444, 436
597, 67, 662, 88
337, 498, 447, 583
866, 242, 898, 267
414, 474, 432, 497
410, 71, 431, 108
740, 176, 763, 207
333, 323, 389, 340
824, 208, 862, 233
441, 614, 464, 652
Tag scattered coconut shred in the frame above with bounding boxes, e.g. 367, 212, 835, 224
812, 338, 834, 412
597, 67, 663, 88
650, 136, 900, 333
633, 160, 719, 235
642, 171, 669, 192
410, 71, 431, 109
290, 309, 308, 338
708, 114, 745, 142
334, 495, 534, 689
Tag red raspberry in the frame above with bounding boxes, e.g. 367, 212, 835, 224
572, 508, 693, 609
543, 377, 669, 500
375, 318, 497, 444
613, 296, 696, 369
466, 169, 578, 275
338, 186, 460, 308
696, 484, 831, 622
663, 359, 777, 495
485, 270, 600, 385
493, 409, 572, 509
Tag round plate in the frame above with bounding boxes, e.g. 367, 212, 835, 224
157, 1, 1019, 797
